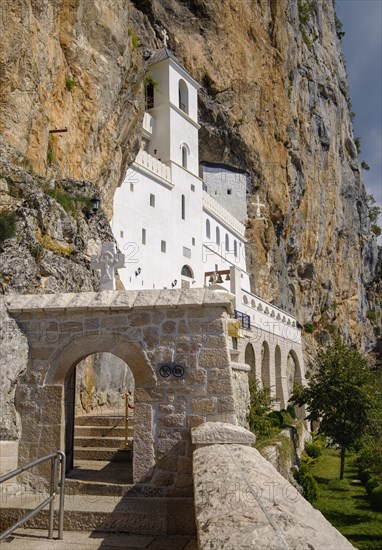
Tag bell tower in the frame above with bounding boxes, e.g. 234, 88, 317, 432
144, 49, 200, 177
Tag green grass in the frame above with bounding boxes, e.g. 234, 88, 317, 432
310, 447, 382, 549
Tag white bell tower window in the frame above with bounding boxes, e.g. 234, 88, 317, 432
182, 146, 188, 169
178, 79, 189, 114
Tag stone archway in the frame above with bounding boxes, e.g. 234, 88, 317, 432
244, 343, 256, 382
7, 289, 234, 493
261, 341, 270, 390
275, 345, 284, 407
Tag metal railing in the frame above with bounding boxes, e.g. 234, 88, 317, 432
232, 309, 251, 330
0, 451, 66, 542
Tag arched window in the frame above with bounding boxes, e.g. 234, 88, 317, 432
182, 146, 188, 169
145, 82, 154, 110
181, 265, 194, 278
216, 226, 220, 245
178, 79, 189, 114
234, 240, 237, 257
225, 234, 229, 251
206, 219, 211, 239
181, 194, 185, 220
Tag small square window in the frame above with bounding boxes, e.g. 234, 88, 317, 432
142, 228, 146, 245
227, 189, 232, 195
191, 184, 195, 192
120, 231, 124, 238
161, 240, 166, 253
192, 237, 195, 246
150, 194, 155, 207
130, 183, 134, 192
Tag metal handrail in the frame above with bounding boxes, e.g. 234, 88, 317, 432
0, 450, 66, 542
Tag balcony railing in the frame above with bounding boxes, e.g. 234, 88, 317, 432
135, 150, 172, 184
232, 309, 251, 330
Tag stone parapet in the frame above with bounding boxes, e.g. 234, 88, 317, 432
192, 425, 355, 550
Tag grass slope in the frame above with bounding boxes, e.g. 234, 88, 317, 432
310, 448, 382, 550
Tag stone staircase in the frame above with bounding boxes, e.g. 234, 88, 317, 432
0, 413, 196, 538
72, 413, 133, 462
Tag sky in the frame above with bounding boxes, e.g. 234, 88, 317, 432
336, 0, 382, 244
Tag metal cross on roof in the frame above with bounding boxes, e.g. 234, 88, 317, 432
90, 242, 125, 291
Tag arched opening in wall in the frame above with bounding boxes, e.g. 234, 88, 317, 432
178, 79, 189, 114
245, 343, 256, 382
216, 226, 220, 245
287, 350, 304, 418
181, 264, 194, 288
145, 81, 154, 110
206, 218, 211, 239
261, 341, 270, 390
275, 345, 283, 406
225, 233, 229, 252
182, 146, 188, 169
65, 353, 134, 483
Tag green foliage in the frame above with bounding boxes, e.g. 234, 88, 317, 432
371, 224, 381, 237
290, 338, 373, 478
304, 322, 314, 333
298, 0, 316, 26
361, 160, 370, 171
327, 478, 350, 491
47, 148, 56, 163
248, 380, 276, 436
305, 441, 322, 459
27, 242, 44, 262
131, 33, 139, 48
354, 136, 361, 154
0, 211, 17, 243
334, 13, 345, 39
366, 476, 380, 497
366, 309, 377, 321
145, 74, 160, 92
369, 485, 382, 511
310, 448, 382, 549
293, 462, 320, 503
65, 78, 76, 92
45, 187, 92, 216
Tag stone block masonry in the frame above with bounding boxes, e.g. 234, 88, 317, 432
3, 289, 235, 496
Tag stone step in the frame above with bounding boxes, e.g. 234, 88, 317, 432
66, 461, 133, 496
74, 436, 126, 448
73, 448, 133, 462
75, 416, 127, 427
0, 528, 198, 549
0, 494, 196, 536
74, 425, 132, 437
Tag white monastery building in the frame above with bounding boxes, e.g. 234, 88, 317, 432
112, 49, 305, 406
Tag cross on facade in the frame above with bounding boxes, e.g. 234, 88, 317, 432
252, 194, 266, 219
90, 242, 125, 291
161, 28, 169, 48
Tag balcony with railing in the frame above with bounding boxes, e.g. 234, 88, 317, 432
134, 149, 172, 184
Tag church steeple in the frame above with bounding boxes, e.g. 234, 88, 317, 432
143, 49, 200, 177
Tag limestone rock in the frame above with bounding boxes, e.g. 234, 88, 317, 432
191, 421, 256, 446
193, 440, 355, 549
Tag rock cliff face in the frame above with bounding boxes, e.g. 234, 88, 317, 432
0, 0, 380, 360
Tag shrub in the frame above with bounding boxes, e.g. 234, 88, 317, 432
370, 485, 382, 511
304, 322, 314, 333
366, 310, 377, 321
65, 78, 76, 92
366, 476, 380, 496
371, 224, 381, 237
0, 211, 17, 243
131, 34, 139, 48
361, 161, 370, 171
293, 463, 319, 503
354, 137, 361, 154
248, 380, 276, 437
305, 442, 322, 459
